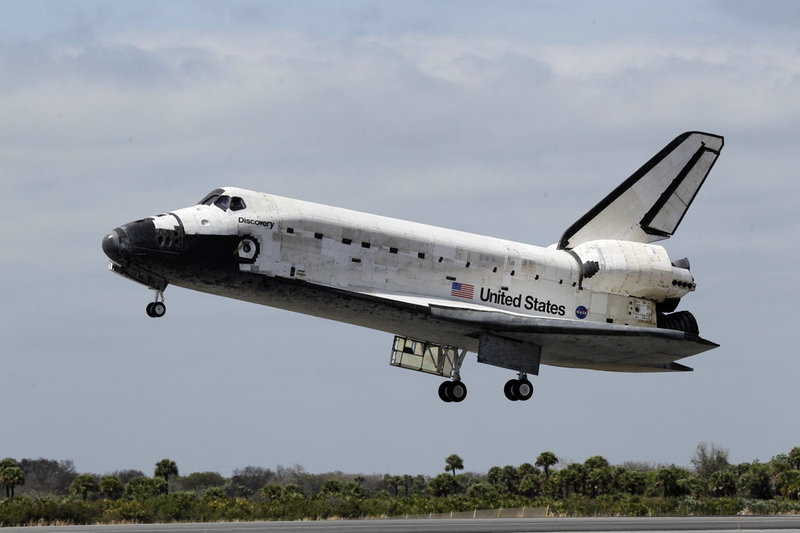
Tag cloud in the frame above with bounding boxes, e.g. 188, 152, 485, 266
3, 29, 798, 250
4, 28, 797, 291
717, 0, 800, 30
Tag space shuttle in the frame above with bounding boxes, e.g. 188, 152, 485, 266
102, 131, 723, 402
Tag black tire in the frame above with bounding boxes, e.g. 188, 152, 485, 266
504, 379, 519, 401
438, 381, 453, 403
151, 302, 166, 318
516, 379, 534, 401
146, 302, 155, 317
449, 381, 467, 403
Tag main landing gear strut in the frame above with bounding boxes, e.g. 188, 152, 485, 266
145, 290, 166, 318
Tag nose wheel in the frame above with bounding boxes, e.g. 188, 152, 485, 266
146, 291, 166, 318
504, 373, 534, 401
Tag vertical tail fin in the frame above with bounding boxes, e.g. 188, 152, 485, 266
558, 131, 724, 250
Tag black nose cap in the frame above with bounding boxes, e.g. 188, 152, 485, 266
102, 229, 124, 263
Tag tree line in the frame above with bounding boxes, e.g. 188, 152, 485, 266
1, 444, 800, 526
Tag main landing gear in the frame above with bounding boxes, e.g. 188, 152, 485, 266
438, 380, 468, 403
145, 290, 166, 318
388, 335, 536, 403
438, 374, 534, 403
504, 373, 534, 401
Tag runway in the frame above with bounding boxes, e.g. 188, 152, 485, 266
6, 516, 800, 533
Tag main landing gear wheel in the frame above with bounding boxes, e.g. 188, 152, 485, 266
438, 380, 467, 403
504, 376, 534, 401
146, 290, 166, 318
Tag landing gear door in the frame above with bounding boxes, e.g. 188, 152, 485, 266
477, 333, 541, 375
390, 336, 466, 379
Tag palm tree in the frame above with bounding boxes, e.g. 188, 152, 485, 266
653, 466, 679, 499
535, 451, 558, 481
154, 458, 179, 493
70, 474, 99, 501
444, 454, 464, 477
99, 475, 124, 500
384, 475, 400, 497
789, 446, 800, 471
0, 465, 25, 498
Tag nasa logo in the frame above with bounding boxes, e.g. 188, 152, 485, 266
575, 306, 588, 319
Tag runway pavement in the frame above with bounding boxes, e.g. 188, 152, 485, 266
4, 516, 800, 533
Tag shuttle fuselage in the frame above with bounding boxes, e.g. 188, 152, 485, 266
103, 131, 723, 402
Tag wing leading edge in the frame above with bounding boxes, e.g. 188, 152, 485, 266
559, 131, 724, 250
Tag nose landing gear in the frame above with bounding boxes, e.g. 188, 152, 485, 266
146, 290, 166, 318
504, 373, 534, 401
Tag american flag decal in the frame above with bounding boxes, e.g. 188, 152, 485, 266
451, 282, 474, 299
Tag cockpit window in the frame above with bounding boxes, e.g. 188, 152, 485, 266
198, 190, 243, 212
201, 194, 220, 206
214, 195, 231, 211
198, 188, 225, 205
230, 197, 246, 211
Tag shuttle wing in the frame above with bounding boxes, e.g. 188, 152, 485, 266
428, 303, 717, 372
558, 131, 724, 250
358, 289, 716, 372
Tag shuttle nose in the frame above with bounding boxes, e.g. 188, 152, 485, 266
102, 229, 125, 263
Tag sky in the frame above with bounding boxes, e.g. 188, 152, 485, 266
1, 0, 799, 479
